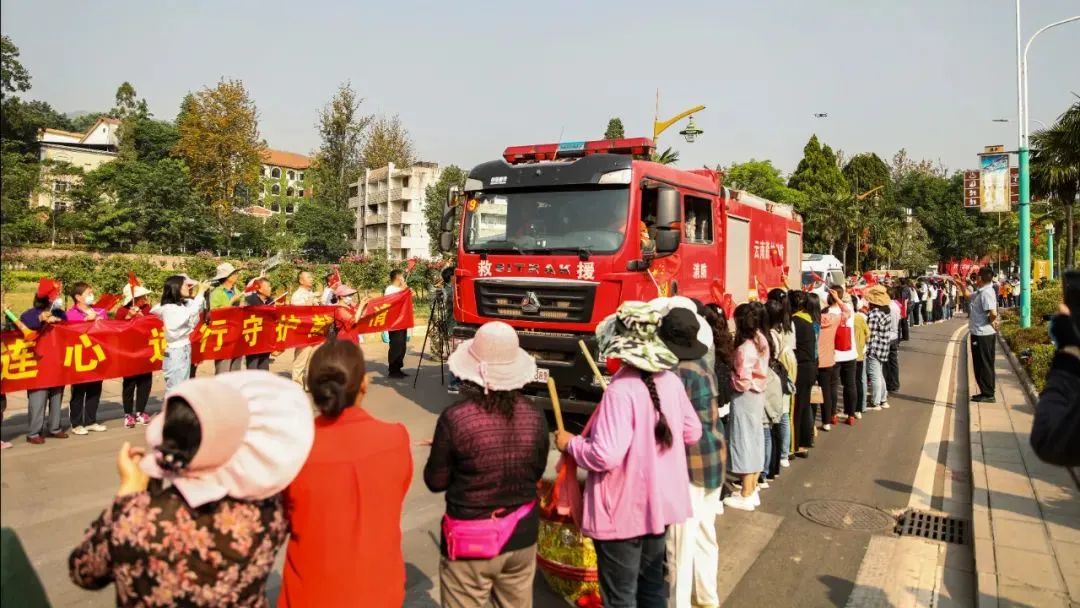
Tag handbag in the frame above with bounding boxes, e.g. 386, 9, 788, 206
834, 319, 853, 351
770, 359, 795, 395
442, 500, 537, 560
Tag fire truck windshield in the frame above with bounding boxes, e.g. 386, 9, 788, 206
463, 186, 630, 254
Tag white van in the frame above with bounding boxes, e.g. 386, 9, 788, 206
802, 254, 845, 289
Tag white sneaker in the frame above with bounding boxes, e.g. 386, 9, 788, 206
716, 501, 725, 515
751, 490, 762, 506
823, 424, 832, 431
780, 458, 790, 468
880, 402, 891, 409
758, 480, 770, 489
72, 426, 88, 436
855, 412, 863, 419
867, 404, 881, 411
724, 494, 756, 511
87, 423, 107, 432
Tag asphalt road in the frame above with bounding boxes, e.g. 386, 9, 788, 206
0, 320, 966, 607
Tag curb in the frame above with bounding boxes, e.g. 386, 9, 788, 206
996, 334, 1038, 405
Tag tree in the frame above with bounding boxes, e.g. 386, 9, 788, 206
111, 82, 150, 160
1, 98, 74, 150
311, 82, 372, 209
362, 114, 414, 169
292, 198, 355, 261
424, 165, 466, 256
130, 118, 179, 162
842, 153, 892, 270
174, 79, 266, 245
895, 217, 937, 274
0, 143, 44, 244
724, 159, 807, 207
651, 147, 679, 165
1032, 100, 1080, 266
788, 135, 850, 256
68, 112, 107, 133
604, 118, 625, 140
1, 35, 31, 98
788, 135, 849, 196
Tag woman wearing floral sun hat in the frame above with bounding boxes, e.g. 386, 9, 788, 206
555, 301, 701, 608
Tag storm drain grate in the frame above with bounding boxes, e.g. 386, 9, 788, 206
797, 500, 896, 532
895, 509, 968, 544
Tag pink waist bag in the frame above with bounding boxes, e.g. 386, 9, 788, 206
442, 500, 537, 560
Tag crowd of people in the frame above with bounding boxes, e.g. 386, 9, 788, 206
1, 262, 1000, 607
0, 262, 415, 449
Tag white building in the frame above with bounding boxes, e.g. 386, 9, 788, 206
32, 118, 121, 209
241, 149, 312, 218
347, 162, 440, 259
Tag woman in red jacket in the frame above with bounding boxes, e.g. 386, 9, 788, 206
279, 340, 412, 607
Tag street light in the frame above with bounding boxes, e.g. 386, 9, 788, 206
1046, 222, 1055, 280
678, 116, 703, 143
1014, 4, 1080, 328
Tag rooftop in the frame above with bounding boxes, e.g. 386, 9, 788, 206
262, 148, 313, 170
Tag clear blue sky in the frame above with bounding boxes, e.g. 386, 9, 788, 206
3, 0, 1077, 175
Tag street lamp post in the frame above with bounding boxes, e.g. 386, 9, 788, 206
1046, 223, 1055, 280
1015, 3, 1080, 328
653, 90, 706, 142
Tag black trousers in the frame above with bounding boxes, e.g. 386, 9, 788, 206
593, 532, 668, 608
835, 360, 857, 416
388, 330, 407, 374
971, 334, 997, 397
900, 317, 910, 341
886, 340, 901, 392
122, 373, 152, 415
795, 362, 817, 448
818, 366, 838, 425
911, 304, 921, 326
245, 353, 271, 371
70, 381, 102, 427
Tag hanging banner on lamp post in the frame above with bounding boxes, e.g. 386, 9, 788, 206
963, 170, 981, 208
979, 150, 1011, 213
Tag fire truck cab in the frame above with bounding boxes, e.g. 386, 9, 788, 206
439, 138, 802, 415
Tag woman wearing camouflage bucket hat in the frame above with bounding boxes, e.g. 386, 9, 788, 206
555, 301, 701, 607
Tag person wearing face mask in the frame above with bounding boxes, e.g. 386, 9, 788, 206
116, 283, 154, 428
20, 278, 69, 445
332, 284, 371, 340
67, 282, 108, 436
243, 277, 276, 371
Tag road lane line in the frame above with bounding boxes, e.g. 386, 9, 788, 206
908, 323, 969, 511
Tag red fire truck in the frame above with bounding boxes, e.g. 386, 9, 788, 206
439, 137, 802, 414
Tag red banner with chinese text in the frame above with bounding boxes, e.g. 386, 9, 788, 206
0, 293, 414, 394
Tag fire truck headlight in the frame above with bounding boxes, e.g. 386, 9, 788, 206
598, 169, 632, 185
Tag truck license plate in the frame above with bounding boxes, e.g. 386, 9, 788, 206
534, 368, 549, 383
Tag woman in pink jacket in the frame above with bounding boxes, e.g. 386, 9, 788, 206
556, 301, 701, 608
724, 302, 771, 512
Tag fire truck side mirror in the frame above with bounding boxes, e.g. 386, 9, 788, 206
654, 230, 680, 254
656, 188, 681, 228
439, 231, 454, 253
447, 185, 462, 209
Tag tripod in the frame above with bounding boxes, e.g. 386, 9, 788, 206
413, 289, 451, 388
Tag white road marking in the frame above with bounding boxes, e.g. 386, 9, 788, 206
908, 323, 969, 511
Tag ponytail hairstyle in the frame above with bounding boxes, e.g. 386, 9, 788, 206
733, 302, 763, 348
156, 397, 202, 473
806, 293, 822, 326
307, 339, 366, 419
639, 370, 673, 451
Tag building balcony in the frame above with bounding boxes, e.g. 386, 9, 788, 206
363, 213, 388, 226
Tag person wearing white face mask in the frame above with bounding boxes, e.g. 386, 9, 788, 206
66, 282, 108, 435
332, 284, 371, 342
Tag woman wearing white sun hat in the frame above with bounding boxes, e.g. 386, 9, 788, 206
424, 321, 549, 607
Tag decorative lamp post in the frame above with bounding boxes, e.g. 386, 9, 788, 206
678, 116, 703, 143
1046, 223, 1055, 280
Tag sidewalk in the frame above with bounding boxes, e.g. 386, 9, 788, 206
968, 336, 1080, 607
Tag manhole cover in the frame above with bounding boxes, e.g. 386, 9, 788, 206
797, 500, 896, 532
895, 509, 968, 544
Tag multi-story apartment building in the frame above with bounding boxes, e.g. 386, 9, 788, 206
32, 118, 120, 209
246, 148, 312, 217
347, 162, 441, 259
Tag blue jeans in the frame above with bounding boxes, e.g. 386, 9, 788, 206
763, 426, 772, 476
163, 345, 192, 391
867, 357, 887, 406
778, 411, 790, 461
856, 359, 867, 413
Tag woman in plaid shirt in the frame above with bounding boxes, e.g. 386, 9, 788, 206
865, 285, 893, 411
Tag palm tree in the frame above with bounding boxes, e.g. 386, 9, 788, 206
650, 147, 679, 165
1031, 99, 1080, 266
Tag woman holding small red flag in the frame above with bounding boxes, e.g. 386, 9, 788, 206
116, 282, 153, 428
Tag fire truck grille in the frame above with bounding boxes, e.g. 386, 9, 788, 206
476, 281, 595, 324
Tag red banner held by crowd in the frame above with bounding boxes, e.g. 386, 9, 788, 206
0, 291, 415, 394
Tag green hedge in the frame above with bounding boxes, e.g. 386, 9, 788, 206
1000, 284, 1057, 393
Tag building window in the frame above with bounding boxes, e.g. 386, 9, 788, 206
299, 172, 305, 182
270, 201, 280, 213
287, 170, 295, 181
349, 185, 359, 198
285, 203, 295, 214
271, 167, 281, 179
683, 195, 713, 244
53, 182, 69, 194
286, 187, 294, 197
296, 188, 304, 198
401, 225, 411, 237
271, 184, 281, 195
401, 176, 410, 188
